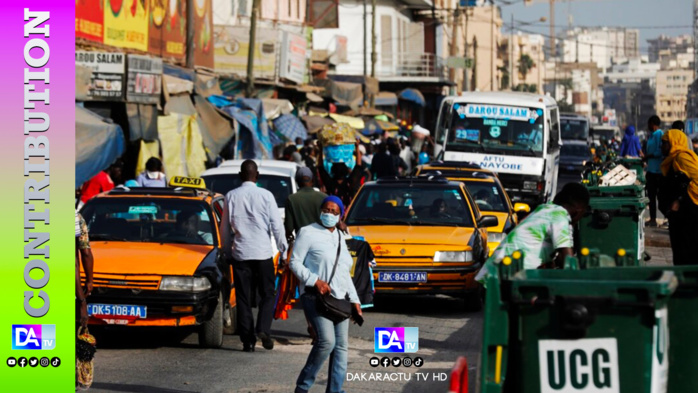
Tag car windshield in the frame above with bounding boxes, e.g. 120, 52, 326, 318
462, 181, 509, 213
202, 174, 292, 208
346, 185, 474, 227
561, 118, 589, 141
447, 103, 545, 157
561, 144, 590, 157
593, 129, 616, 141
80, 198, 216, 246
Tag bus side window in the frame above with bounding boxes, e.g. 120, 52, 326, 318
436, 101, 451, 144
548, 108, 561, 149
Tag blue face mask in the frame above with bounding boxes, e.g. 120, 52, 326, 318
320, 212, 340, 228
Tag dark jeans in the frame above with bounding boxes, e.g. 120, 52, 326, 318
668, 200, 698, 265
646, 172, 662, 221
232, 258, 275, 345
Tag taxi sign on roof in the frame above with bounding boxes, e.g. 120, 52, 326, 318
169, 176, 206, 190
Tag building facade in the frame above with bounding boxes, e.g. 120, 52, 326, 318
655, 69, 693, 124
502, 33, 545, 93
648, 34, 694, 63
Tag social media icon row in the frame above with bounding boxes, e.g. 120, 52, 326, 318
7, 357, 60, 368
369, 356, 423, 368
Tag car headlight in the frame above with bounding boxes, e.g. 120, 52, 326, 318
433, 251, 473, 262
487, 232, 506, 243
159, 276, 211, 292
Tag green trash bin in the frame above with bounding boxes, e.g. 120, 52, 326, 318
578, 185, 649, 265
480, 262, 676, 393
576, 265, 698, 393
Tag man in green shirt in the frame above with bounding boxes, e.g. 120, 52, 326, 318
476, 183, 590, 283
284, 167, 328, 241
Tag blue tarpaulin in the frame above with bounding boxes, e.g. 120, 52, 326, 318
273, 114, 308, 142
76, 105, 126, 188
398, 88, 426, 107
220, 98, 273, 159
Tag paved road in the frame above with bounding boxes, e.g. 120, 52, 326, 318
90, 294, 482, 393
89, 170, 660, 393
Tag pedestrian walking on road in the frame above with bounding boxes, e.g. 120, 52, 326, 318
289, 196, 362, 393
645, 115, 664, 227
284, 167, 327, 241
660, 129, 698, 265
220, 160, 288, 352
476, 183, 590, 283
136, 157, 167, 187
620, 125, 643, 158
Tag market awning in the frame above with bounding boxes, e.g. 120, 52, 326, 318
328, 113, 365, 129
76, 105, 126, 188
302, 115, 335, 134
262, 98, 294, 120
398, 88, 426, 107
361, 118, 399, 136
374, 91, 398, 107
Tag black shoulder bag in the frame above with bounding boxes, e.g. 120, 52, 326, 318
314, 230, 353, 323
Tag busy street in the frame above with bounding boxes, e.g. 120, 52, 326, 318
72, 0, 698, 392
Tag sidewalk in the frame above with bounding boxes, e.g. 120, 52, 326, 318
644, 224, 672, 266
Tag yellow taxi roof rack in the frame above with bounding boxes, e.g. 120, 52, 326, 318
169, 176, 207, 190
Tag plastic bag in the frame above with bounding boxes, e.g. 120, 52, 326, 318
76, 326, 97, 390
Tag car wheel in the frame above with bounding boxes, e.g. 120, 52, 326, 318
224, 304, 237, 335
464, 288, 483, 312
199, 292, 224, 348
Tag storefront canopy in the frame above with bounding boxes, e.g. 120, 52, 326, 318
398, 88, 426, 107
75, 105, 126, 188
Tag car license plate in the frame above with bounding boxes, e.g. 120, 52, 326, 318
378, 272, 427, 283
88, 304, 147, 319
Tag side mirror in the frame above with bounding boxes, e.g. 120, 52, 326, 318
514, 203, 530, 213
478, 215, 499, 228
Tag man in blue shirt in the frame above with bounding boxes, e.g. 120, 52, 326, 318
220, 160, 288, 352
645, 115, 664, 227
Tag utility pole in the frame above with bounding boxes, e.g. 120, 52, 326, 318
363, 0, 367, 76
185, 0, 195, 68
490, 1, 495, 91
509, 14, 514, 90
450, 4, 460, 88
371, 0, 376, 78
575, 36, 579, 63
246, 0, 260, 98
464, 7, 470, 92
549, 0, 555, 59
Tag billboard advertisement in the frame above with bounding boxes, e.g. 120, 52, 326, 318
148, 0, 186, 62
193, 0, 213, 68
214, 25, 278, 79
75, 0, 104, 42
103, 0, 150, 51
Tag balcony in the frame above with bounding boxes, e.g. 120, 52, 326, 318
378, 52, 449, 82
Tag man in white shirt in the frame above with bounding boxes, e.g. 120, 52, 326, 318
220, 160, 288, 352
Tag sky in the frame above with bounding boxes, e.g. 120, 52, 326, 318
498, 0, 694, 54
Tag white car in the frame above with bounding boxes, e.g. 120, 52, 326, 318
201, 160, 300, 256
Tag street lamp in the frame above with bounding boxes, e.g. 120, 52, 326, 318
510, 16, 546, 89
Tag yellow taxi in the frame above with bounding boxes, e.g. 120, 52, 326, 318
79, 177, 236, 348
415, 161, 530, 254
344, 176, 499, 311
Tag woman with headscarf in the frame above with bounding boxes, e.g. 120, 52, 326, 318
660, 129, 698, 265
620, 125, 643, 158
289, 196, 362, 393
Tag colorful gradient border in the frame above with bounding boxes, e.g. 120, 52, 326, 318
0, 1, 74, 390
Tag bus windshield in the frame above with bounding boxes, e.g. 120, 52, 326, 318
561, 118, 589, 141
446, 103, 545, 157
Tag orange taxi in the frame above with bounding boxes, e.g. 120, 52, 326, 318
79, 177, 235, 348
416, 161, 530, 255
344, 176, 499, 311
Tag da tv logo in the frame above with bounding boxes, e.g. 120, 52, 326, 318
374, 327, 418, 353
12, 325, 56, 350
